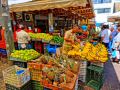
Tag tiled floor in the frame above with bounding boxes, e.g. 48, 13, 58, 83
0, 60, 120, 90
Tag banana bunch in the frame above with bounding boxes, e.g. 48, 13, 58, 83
81, 42, 93, 58
68, 50, 76, 56
95, 43, 108, 62
67, 42, 108, 63
68, 43, 82, 60
72, 43, 80, 51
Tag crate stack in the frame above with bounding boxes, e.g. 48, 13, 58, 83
2, 65, 31, 90
28, 62, 60, 90
86, 65, 104, 90
28, 62, 44, 90
31, 80, 44, 90
78, 61, 87, 83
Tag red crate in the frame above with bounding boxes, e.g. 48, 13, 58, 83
0, 42, 6, 49
34, 42, 43, 53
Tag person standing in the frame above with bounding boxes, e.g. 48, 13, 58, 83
62, 25, 80, 54
112, 27, 120, 63
109, 26, 118, 52
16, 25, 31, 50
101, 25, 111, 49
110, 26, 118, 40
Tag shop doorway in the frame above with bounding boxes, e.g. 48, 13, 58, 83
36, 20, 48, 33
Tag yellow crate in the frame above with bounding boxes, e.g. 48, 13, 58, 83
3, 65, 30, 87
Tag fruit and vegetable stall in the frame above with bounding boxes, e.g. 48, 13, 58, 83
4, 40, 108, 90
1, 0, 109, 90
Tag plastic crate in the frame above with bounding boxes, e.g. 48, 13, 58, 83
86, 65, 104, 90
3, 65, 30, 87
0, 49, 7, 57
87, 65, 103, 74
6, 81, 32, 90
90, 62, 104, 67
35, 42, 44, 53
30, 69, 43, 81
13, 61, 27, 68
46, 44, 57, 54
28, 62, 42, 70
0, 42, 6, 49
32, 80, 44, 90
1, 54, 7, 58
28, 62, 43, 81
87, 80, 101, 90
78, 61, 87, 82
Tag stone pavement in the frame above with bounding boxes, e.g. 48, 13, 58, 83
101, 60, 120, 90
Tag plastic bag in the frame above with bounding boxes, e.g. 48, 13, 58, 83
112, 50, 117, 58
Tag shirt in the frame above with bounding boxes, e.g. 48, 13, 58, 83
110, 31, 118, 40
101, 29, 111, 43
112, 32, 120, 49
63, 30, 77, 45
16, 30, 30, 44
114, 32, 120, 42
63, 30, 77, 54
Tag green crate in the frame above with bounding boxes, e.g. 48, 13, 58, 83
86, 65, 104, 90
87, 65, 103, 73
32, 80, 43, 90
86, 65, 104, 82
6, 81, 31, 90
78, 85, 84, 90
87, 80, 102, 90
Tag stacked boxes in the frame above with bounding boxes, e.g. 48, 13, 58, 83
78, 61, 87, 83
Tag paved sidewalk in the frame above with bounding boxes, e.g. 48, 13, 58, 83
101, 60, 120, 90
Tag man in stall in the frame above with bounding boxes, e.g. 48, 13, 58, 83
62, 25, 80, 55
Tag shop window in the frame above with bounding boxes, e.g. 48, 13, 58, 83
96, 8, 111, 13
93, 0, 111, 4
104, 8, 111, 13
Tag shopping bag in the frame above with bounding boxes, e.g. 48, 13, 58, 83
112, 50, 117, 58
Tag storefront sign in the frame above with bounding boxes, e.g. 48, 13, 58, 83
16, 12, 23, 20
25, 13, 33, 21
80, 19, 94, 25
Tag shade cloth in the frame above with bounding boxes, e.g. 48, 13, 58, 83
10, 0, 87, 12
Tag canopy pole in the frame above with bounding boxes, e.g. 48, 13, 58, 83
48, 12, 54, 33
72, 19, 75, 27
0, 0, 14, 56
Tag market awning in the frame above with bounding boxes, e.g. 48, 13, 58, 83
107, 12, 120, 22
10, 0, 87, 12
10, 0, 95, 19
